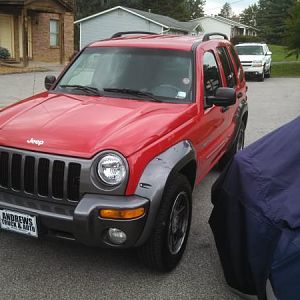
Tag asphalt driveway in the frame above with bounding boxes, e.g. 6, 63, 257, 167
0, 73, 300, 299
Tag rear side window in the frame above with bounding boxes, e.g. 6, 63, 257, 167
203, 51, 222, 107
217, 47, 236, 88
229, 45, 244, 82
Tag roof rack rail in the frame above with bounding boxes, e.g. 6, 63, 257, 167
202, 32, 228, 42
111, 31, 159, 39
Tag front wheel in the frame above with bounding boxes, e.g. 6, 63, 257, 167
258, 70, 265, 82
137, 174, 192, 272
265, 66, 271, 78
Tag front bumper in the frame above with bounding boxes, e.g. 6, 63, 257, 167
0, 191, 149, 248
243, 66, 264, 76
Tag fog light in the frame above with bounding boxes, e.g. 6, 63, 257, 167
108, 228, 127, 245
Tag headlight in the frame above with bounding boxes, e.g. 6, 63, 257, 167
252, 60, 263, 67
97, 153, 127, 186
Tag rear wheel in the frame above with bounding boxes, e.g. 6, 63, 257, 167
218, 121, 246, 170
138, 174, 192, 272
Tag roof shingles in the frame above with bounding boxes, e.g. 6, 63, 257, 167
127, 7, 198, 32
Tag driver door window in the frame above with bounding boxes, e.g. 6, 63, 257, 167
203, 51, 222, 108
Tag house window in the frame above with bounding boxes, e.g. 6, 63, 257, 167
50, 19, 59, 47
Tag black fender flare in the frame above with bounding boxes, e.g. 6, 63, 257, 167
134, 140, 196, 246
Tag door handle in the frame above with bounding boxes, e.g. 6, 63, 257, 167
221, 106, 230, 113
237, 92, 243, 99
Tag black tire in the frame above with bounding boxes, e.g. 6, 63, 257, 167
218, 121, 246, 170
258, 71, 265, 82
265, 66, 271, 78
137, 174, 192, 272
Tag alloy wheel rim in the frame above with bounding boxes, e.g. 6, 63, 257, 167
167, 191, 190, 255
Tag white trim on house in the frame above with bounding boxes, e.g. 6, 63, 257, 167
194, 15, 258, 32
191, 23, 203, 32
74, 6, 169, 30
214, 15, 258, 31
74, 6, 119, 24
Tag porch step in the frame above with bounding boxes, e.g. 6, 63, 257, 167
0, 58, 19, 64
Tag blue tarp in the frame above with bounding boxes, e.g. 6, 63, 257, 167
209, 116, 300, 300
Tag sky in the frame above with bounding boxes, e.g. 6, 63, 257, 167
204, 0, 258, 15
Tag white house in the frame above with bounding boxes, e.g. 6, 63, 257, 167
195, 15, 258, 39
75, 6, 258, 49
75, 6, 202, 49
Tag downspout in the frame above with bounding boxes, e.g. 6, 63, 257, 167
79, 22, 82, 50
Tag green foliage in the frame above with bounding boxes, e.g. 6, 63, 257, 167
0, 47, 10, 59
285, 2, 300, 60
272, 63, 300, 77
240, 4, 259, 27
268, 44, 296, 62
256, 0, 296, 44
219, 2, 232, 19
230, 35, 263, 45
141, 0, 190, 21
185, 0, 205, 20
75, 0, 205, 21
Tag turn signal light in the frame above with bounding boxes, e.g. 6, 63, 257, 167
99, 207, 145, 220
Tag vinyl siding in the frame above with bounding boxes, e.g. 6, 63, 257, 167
197, 18, 232, 39
80, 8, 164, 48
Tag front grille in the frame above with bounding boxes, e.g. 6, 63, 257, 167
0, 149, 81, 203
241, 61, 252, 67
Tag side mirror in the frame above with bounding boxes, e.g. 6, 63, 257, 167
266, 51, 272, 56
207, 87, 236, 107
44, 75, 57, 90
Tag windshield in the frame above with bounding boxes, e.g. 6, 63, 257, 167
235, 45, 264, 55
55, 47, 194, 103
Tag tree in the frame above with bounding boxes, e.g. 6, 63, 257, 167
219, 2, 233, 19
240, 4, 259, 27
138, 0, 204, 21
75, 0, 142, 19
75, 0, 205, 21
285, 2, 300, 59
185, 0, 205, 20
256, 0, 297, 44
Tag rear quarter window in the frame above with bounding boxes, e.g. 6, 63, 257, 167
217, 47, 237, 88
229, 46, 244, 82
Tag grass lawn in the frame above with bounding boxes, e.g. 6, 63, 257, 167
272, 63, 300, 77
269, 44, 299, 62
264, 44, 300, 77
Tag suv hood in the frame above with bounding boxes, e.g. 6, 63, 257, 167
238, 54, 265, 62
0, 93, 194, 158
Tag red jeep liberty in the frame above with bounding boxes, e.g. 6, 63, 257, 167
0, 32, 248, 271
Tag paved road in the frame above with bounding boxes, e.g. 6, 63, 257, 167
0, 70, 61, 108
0, 73, 300, 299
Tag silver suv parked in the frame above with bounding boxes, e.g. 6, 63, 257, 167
235, 43, 272, 81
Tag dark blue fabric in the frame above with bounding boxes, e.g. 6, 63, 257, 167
234, 115, 300, 229
209, 116, 300, 300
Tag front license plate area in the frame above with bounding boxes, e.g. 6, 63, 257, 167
0, 209, 38, 238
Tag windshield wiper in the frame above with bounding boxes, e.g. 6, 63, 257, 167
59, 85, 102, 96
103, 88, 162, 102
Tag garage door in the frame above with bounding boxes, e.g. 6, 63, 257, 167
0, 15, 14, 58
